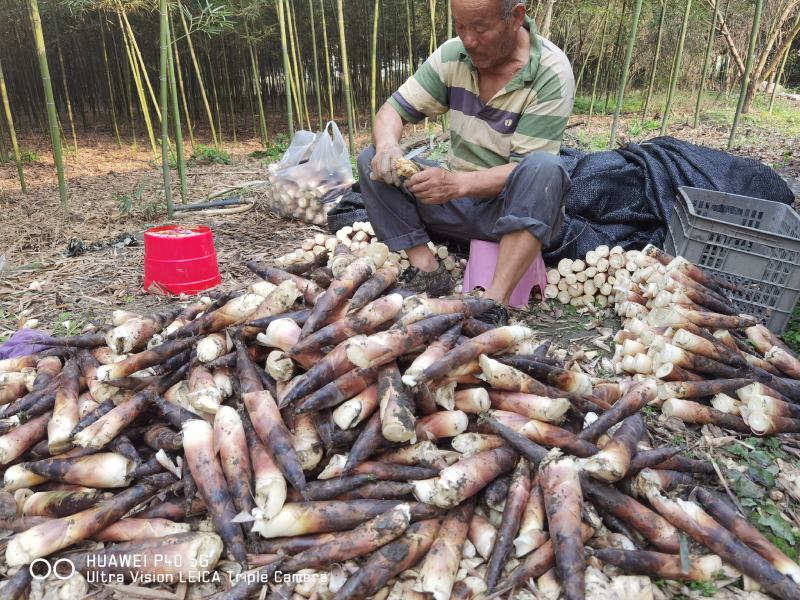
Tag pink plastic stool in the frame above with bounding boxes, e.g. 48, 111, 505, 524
463, 240, 548, 308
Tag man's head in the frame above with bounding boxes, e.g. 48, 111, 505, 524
452, 0, 526, 70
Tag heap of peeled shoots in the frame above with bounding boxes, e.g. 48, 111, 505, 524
0, 233, 799, 600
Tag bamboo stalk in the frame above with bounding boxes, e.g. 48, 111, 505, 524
166, 15, 187, 204
117, 9, 157, 156
728, 0, 764, 149
287, 0, 310, 129
0, 59, 26, 192
120, 8, 161, 124
29, 0, 67, 211
159, 0, 173, 219
309, 0, 323, 129
170, 10, 194, 148
277, 0, 295, 136
54, 26, 78, 155
177, 2, 218, 146
336, 0, 356, 155
660, 0, 693, 135
609, 0, 644, 147
693, 0, 719, 127
642, 0, 667, 119
370, 0, 380, 127
320, 0, 335, 121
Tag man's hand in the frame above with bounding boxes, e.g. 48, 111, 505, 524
406, 167, 464, 205
371, 144, 404, 187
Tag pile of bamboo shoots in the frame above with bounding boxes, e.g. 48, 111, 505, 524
267, 165, 354, 226
272, 221, 466, 289
2, 239, 800, 600
544, 245, 643, 308
612, 244, 800, 438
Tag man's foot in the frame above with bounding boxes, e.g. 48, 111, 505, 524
474, 301, 510, 327
398, 262, 455, 297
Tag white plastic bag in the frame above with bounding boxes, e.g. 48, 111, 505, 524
268, 130, 317, 174
269, 122, 354, 225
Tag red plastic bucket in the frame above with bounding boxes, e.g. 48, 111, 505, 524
143, 225, 221, 295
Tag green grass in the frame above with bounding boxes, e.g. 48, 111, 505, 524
2, 149, 38, 163
573, 89, 800, 140
573, 128, 610, 150
52, 311, 98, 336
724, 437, 799, 561
189, 144, 231, 166
249, 133, 290, 163
783, 303, 800, 354
695, 93, 800, 139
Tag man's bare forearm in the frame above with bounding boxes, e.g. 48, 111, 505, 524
456, 163, 517, 198
373, 103, 404, 151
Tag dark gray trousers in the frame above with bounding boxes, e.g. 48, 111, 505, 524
356, 147, 571, 253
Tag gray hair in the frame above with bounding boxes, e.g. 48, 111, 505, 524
500, 0, 525, 18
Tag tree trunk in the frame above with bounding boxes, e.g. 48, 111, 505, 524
642, 0, 667, 119
728, 0, 764, 148
609, 0, 644, 147
29, 0, 67, 211
769, 13, 800, 112
660, 0, 693, 135
742, 0, 800, 112
743, 5, 800, 113
706, 0, 745, 76
0, 59, 26, 193
693, 0, 719, 127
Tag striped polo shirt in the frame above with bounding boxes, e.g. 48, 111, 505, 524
388, 16, 575, 172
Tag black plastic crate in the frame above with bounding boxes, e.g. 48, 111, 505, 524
664, 187, 800, 333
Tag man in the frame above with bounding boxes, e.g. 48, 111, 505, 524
357, 0, 575, 324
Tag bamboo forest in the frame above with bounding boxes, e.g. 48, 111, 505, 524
0, 0, 798, 211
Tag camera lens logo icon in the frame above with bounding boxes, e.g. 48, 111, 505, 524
29, 558, 75, 580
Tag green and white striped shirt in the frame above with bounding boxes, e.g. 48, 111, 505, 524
388, 16, 574, 172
